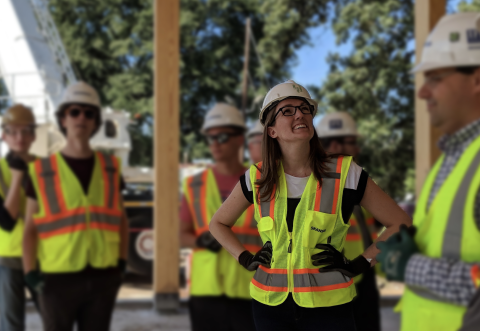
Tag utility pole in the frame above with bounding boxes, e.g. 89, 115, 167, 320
241, 17, 251, 114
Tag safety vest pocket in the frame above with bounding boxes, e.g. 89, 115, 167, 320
303, 211, 336, 249
257, 216, 275, 244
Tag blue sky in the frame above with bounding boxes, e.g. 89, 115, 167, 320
291, 0, 468, 87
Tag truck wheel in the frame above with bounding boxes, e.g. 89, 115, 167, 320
128, 215, 153, 276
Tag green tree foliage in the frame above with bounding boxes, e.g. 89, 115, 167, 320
458, 0, 480, 11
48, 0, 332, 165
319, 0, 414, 199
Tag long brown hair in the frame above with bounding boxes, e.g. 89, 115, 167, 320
255, 100, 330, 202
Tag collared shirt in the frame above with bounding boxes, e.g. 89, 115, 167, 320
406, 118, 480, 306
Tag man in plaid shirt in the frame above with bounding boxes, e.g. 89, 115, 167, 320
376, 13, 480, 331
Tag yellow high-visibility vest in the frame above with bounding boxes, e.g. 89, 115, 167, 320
183, 168, 262, 299
0, 159, 26, 258
249, 156, 357, 307
400, 135, 480, 331
29, 152, 122, 273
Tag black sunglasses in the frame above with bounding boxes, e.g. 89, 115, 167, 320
67, 108, 96, 120
273, 104, 314, 121
206, 132, 242, 145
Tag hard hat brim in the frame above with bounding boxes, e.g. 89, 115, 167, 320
200, 124, 247, 135
411, 62, 458, 74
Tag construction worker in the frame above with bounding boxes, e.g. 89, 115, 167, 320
22, 81, 129, 331
180, 103, 262, 331
316, 112, 381, 331
375, 13, 480, 331
0, 104, 37, 331
247, 120, 263, 164
209, 80, 411, 330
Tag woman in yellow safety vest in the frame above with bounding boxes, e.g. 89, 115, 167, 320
209, 80, 411, 330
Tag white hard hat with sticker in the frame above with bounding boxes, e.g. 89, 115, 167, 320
316, 112, 359, 138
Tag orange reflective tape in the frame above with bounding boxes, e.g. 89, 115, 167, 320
258, 265, 288, 274
34, 208, 86, 225
90, 222, 120, 232
251, 278, 288, 292
244, 244, 262, 252
269, 184, 275, 219
350, 219, 357, 226
243, 205, 255, 228
471, 265, 480, 288
294, 278, 354, 292
346, 234, 361, 241
51, 155, 67, 212
315, 181, 322, 211
38, 223, 87, 239
292, 268, 321, 274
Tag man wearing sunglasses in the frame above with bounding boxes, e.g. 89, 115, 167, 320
0, 104, 38, 331
180, 103, 261, 331
22, 81, 129, 331
316, 111, 381, 331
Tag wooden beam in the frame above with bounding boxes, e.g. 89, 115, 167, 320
414, 0, 446, 196
153, 0, 180, 312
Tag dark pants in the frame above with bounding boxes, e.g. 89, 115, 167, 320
0, 266, 25, 331
39, 269, 122, 331
352, 268, 380, 331
189, 296, 256, 331
252, 294, 357, 331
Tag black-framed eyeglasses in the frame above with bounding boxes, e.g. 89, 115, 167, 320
206, 132, 242, 145
67, 108, 96, 120
273, 104, 314, 121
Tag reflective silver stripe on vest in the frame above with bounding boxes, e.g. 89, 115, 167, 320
91, 213, 121, 225
253, 267, 288, 289
258, 180, 272, 218
237, 234, 263, 247
40, 157, 61, 214
293, 271, 351, 288
316, 158, 341, 214
189, 172, 206, 229
442, 150, 480, 259
102, 154, 116, 209
0, 166, 9, 196
36, 214, 85, 234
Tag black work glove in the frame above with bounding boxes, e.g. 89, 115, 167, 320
238, 241, 273, 271
6, 152, 28, 172
312, 244, 371, 278
25, 270, 44, 293
196, 231, 222, 252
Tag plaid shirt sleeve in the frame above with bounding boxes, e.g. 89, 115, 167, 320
405, 253, 479, 306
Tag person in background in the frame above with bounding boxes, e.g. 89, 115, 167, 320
376, 13, 480, 331
247, 120, 264, 164
22, 81, 129, 331
179, 103, 262, 331
316, 111, 381, 331
0, 104, 37, 331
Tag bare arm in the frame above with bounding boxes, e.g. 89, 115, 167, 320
4, 170, 24, 220
22, 198, 39, 273
209, 181, 251, 260
360, 178, 412, 265
119, 196, 129, 260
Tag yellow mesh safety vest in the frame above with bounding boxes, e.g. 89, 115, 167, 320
29, 152, 122, 273
344, 207, 380, 283
0, 159, 26, 257
249, 156, 357, 307
183, 168, 262, 299
400, 135, 480, 331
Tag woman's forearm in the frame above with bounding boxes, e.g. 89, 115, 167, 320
361, 223, 402, 265
209, 221, 246, 260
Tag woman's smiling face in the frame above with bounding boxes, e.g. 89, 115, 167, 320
266, 98, 314, 144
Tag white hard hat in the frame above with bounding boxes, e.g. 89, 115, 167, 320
413, 13, 480, 73
201, 103, 246, 134
247, 120, 264, 139
259, 80, 318, 125
316, 112, 359, 138
56, 81, 101, 113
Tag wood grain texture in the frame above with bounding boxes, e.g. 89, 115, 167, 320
414, 0, 445, 196
153, 0, 180, 295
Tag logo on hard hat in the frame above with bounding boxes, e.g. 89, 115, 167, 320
467, 29, 480, 49
74, 91, 93, 97
450, 32, 460, 42
329, 119, 343, 129
292, 84, 303, 93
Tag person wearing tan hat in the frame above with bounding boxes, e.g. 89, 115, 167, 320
0, 104, 37, 331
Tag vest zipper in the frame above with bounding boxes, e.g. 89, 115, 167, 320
288, 232, 293, 293
288, 239, 292, 253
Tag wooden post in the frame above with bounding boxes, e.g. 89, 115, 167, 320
414, 0, 446, 196
153, 0, 180, 312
